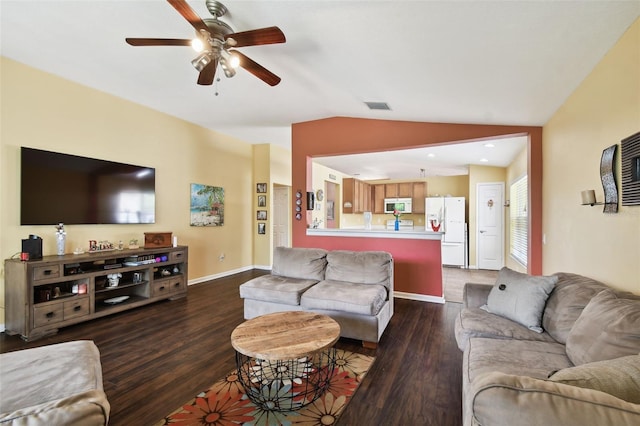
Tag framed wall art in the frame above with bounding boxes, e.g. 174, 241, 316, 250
190, 183, 224, 226
257, 210, 267, 220
257, 195, 266, 207
256, 183, 267, 193
257, 223, 266, 234
621, 131, 640, 206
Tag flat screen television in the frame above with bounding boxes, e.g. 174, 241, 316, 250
21, 147, 156, 225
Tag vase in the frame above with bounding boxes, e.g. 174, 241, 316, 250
394, 218, 400, 231
56, 233, 66, 255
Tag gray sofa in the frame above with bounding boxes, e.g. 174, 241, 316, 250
455, 269, 640, 426
0, 340, 110, 425
240, 247, 393, 348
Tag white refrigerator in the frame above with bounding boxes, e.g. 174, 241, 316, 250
426, 197, 467, 267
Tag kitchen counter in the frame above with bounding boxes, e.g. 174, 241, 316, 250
307, 228, 443, 240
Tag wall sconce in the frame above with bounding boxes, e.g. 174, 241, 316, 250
581, 190, 603, 206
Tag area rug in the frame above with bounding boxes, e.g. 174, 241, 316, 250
157, 349, 375, 426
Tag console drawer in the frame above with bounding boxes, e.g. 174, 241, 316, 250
33, 303, 64, 327
63, 297, 90, 320
33, 265, 61, 281
152, 278, 185, 298
170, 250, 186, 262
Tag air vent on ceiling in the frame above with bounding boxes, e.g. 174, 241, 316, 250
365, 102, 391, 111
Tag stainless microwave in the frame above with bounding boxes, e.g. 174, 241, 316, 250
384, 198, 412, 214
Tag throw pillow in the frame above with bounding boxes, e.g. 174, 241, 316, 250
549, 354, 640, 404
566, 289, 640, 365
480, 267, 558, 333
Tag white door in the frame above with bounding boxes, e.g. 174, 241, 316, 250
477, 183, 504, 270
273, 186, 290, 249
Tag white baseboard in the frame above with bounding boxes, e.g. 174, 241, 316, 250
188, 265, 272, 286
394, 291, 445, 304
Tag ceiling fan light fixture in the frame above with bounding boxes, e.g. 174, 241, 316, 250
191, 37, 204, 52
229, 52, 240, 69
191, 52, 212, 71
220, 49, 240, 69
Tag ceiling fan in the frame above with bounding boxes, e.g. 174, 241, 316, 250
125, 0, 286, 86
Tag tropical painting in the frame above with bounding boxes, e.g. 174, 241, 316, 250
190, 183, 224, 227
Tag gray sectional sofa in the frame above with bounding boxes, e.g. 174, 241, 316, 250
0, 340, 110, 425
240, 247, 393, 348
455, 268, 640, 426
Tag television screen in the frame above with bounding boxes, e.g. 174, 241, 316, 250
21, 147, 156, 225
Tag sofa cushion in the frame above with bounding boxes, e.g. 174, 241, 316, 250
325, 251, 392, 289
566, 289, 640, 365
239, 275, 318, 306
301, 280, 388, 316
542, 272, 611, 344
455, 307, 557, 351
272, 247, 327, 281
481, 267, 558, 333
464, 337, 572, 382
549, 354, 640, 404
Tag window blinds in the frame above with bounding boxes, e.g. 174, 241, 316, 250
510, 175, 528, 267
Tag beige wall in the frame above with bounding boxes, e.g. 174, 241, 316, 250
426, 175, 470, 200
0, 58, 290, 325
543, 19, 640, 293
252, 144, 292, 267
311, 163, 347, 228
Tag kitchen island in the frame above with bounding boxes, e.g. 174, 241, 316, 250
304, 228, 444, 302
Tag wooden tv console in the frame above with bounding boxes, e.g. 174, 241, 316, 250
4, 246, 188, 341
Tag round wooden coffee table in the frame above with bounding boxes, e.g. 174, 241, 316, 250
231, 311, 340, 411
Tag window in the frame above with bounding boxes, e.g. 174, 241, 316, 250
510, 175, 528, 267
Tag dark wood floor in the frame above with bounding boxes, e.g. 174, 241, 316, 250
0, 270, 463, 425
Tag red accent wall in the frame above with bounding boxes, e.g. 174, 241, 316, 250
292, 117, 543, 295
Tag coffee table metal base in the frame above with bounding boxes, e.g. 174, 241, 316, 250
236, 347, 337, 412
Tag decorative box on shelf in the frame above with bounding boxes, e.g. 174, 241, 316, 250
144, 232, 173, 248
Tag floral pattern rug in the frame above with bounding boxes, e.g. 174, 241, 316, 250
157, 349, 374, 426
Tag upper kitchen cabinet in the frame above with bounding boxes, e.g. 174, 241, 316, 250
412, 182, 426, 214
385, 182, 413, 198
343, 178, 371, 214
373, 184, 385, 214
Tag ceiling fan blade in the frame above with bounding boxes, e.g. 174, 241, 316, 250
197, 58, 218, 86
226, 26, 286, 47
167, 0, 210, 34
126, 38, 192, 47
232, 50, 281, 86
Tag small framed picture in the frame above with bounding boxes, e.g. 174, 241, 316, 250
257, 195, 266, 207
256, 183, 267, 193
257, 223, 266, 234
257, 210, 267, 220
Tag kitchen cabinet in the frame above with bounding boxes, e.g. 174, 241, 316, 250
385, 182, 413, 198
343, 178, 371, 213
373, 185, 385, 214
412, 182, 426, 214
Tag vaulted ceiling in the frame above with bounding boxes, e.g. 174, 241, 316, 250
2, 1, 638, 177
